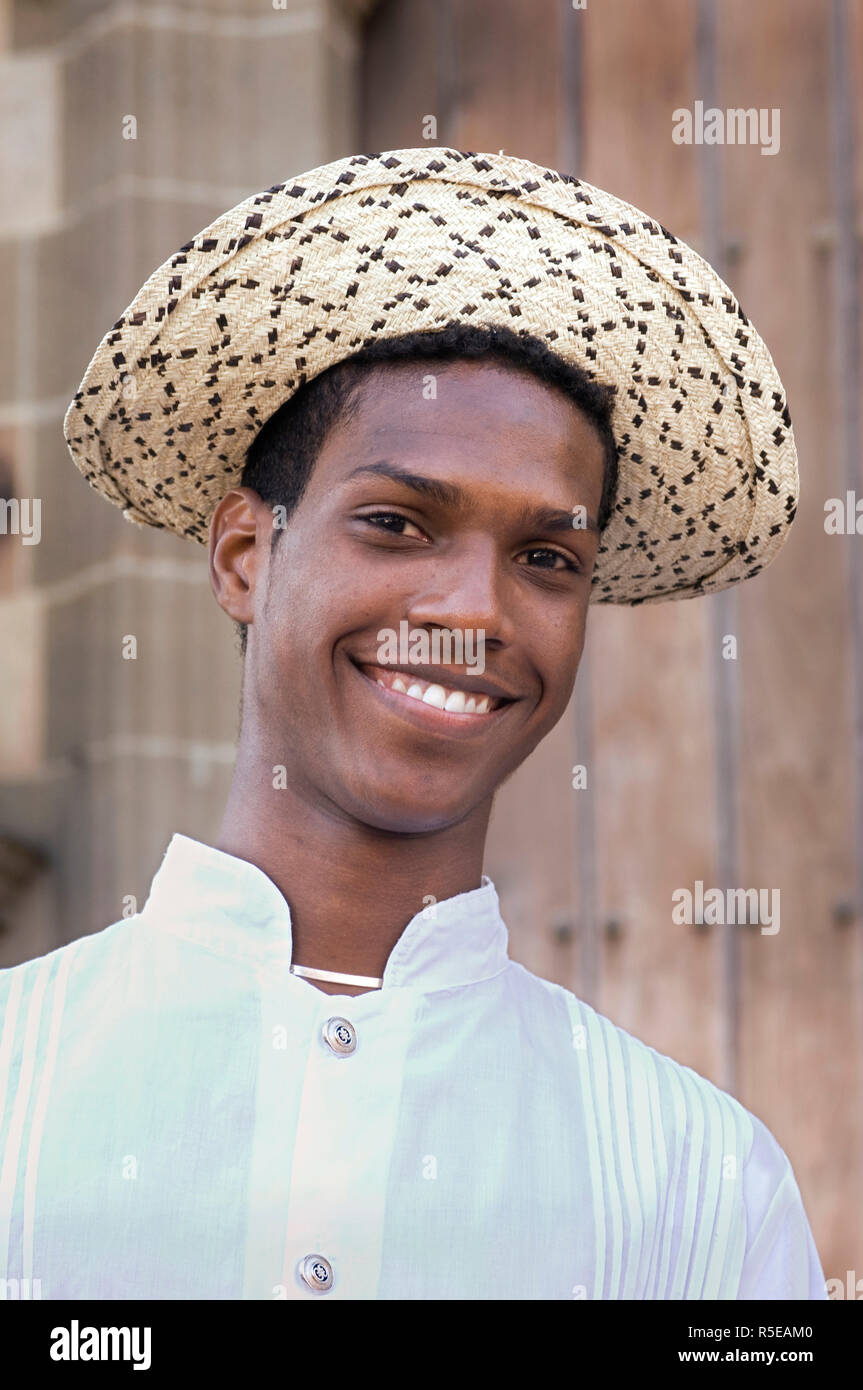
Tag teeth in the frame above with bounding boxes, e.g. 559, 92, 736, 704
368, 665, 500, 715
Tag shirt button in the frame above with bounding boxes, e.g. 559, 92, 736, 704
298, 1254, 334, 1293
322, 1015, 357, 1056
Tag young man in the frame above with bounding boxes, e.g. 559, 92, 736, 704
2, 148, 824, 1299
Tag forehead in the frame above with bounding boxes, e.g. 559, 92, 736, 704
298, 355, 608, 526
333, 355, 605, 453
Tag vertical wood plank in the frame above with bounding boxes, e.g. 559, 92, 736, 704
580, 0, 725, 1085
717, 0, 861, 1283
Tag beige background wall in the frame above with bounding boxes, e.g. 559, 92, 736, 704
0, 0, 859, 1290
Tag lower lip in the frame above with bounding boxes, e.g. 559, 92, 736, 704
349, 659, 514, 740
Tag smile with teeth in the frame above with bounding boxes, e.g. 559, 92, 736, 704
361, 664, 501, 715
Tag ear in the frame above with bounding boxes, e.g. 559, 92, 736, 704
208, 487, 272, 626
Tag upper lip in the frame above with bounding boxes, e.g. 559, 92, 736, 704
352, 658, 519, 703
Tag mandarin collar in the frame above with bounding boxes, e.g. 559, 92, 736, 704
139, 834, 511, 993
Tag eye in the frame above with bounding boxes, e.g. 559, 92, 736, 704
519, 546, 581, 573
360, 510, 429, 540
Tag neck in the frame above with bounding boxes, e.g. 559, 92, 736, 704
216, 747, 493, 995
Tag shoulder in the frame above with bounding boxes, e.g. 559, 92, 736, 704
516, 973, 822, 1295
556, 986, 809, 1207
529, 972, 826, 1297
735, 1109, 827, 1298
521, 968, 759, 1162
0, 916, 140, 1037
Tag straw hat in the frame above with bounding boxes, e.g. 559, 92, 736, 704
64, 146, 798, 605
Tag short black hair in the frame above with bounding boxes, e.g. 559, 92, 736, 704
234, 321, 619, 654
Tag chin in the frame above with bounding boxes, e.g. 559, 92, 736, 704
337, 775, 485, 836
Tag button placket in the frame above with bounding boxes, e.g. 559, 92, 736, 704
282, 991, 417, 1299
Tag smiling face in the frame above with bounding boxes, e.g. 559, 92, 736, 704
210, 355, 608, 834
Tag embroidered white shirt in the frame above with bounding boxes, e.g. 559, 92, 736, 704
0, 834, 826, 1300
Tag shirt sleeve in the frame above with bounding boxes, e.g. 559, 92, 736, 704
736, 1114, 827, 1299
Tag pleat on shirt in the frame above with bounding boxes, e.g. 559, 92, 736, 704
564, 993, 752, 1299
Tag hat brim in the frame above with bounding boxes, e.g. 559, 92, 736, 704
64, 146, 798, 605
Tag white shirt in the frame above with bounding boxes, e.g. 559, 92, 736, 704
0, 833, 826, 1300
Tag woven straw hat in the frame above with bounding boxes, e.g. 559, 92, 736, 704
64, 146, 798, 605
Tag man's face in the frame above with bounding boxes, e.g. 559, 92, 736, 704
220, 357, 607, 834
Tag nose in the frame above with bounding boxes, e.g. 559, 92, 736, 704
404, 534, 514, 647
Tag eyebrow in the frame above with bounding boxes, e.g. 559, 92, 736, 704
345, 460, 600, 537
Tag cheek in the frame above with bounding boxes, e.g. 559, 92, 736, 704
532, 618, 586, 720
259, 582, 362, 715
